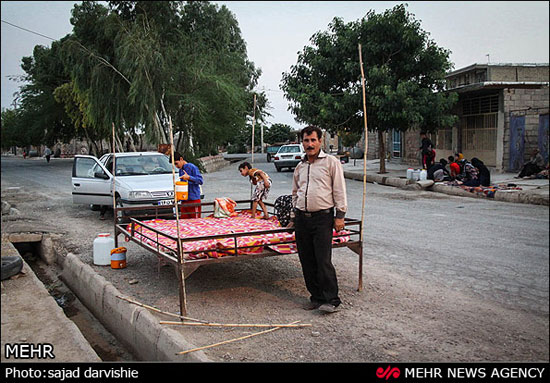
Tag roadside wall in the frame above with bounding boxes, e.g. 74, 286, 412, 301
60, 253, 210, 362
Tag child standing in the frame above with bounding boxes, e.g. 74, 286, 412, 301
238, 162, 272, 219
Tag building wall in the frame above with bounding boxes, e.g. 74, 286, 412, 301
489, 65, 550, 82
503, 86, 550, 170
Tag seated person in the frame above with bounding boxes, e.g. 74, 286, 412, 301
457, 160, 480, 187
448, 156, 461, 180
471, 157, 491, 187
517, 149, 546, 178
427, 159, 450, 181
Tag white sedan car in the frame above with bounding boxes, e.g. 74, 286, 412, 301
71, 152, 199, 217
272, 143, 305, 172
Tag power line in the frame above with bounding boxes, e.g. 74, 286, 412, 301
1, 19, 56, 41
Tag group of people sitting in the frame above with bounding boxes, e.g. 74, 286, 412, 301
426, 153, 491, 187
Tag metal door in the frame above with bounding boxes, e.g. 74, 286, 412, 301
509, 115, 525, 171
71, 155, 113, 205
539, 114, 549, 164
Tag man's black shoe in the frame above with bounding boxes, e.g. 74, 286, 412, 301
318, 303, 340, 313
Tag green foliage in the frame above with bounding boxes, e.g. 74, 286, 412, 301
7, 0, 266, 158
281, 4, 458, 136
264, 123, 295, 144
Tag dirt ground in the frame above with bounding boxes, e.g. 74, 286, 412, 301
2, 181, 548, 363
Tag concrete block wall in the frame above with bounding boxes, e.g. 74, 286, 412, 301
199, 154, 230, 173
503, 86, 549, 170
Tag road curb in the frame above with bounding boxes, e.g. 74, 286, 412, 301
60, 253, 210, 361
344, 171, 549, 206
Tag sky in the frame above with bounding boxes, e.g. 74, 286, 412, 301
1, 1, 549, 129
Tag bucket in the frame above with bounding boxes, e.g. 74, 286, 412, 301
110, 247, 127, 269
175, 181, 188, 201
93, 233, 114, 266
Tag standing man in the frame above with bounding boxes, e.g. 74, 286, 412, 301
419, 131, 435, 170
44, 146, 52, 163
287, 126, 347, 314
173, 152, 203, 219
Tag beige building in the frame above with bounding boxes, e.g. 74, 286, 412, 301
364, 63, 549, 172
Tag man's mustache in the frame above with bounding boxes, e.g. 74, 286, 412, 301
306, 147, 316, 150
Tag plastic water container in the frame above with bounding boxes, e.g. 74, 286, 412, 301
412, 170, 420, 181
406, 168, 414, 180
175, 181, 188, 201
419, 169, 428, 181
93, 233, 114, 266
110, 247, 127, 269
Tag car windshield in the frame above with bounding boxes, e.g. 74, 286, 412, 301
267, 146, 281, 153
278, 146, 301, 153
114, 155, 173, 176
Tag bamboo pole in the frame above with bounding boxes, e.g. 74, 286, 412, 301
168, 115, 187, 316
177, 320, 301, 355
358, 43, 369, 292
251, 94, 257, 166
116, 295, 206, 323
161, 321, 311, 328
112, 123, 117, 245
250, 94, 257, 201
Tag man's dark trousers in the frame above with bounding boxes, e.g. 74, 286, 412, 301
295, 209, 341, 306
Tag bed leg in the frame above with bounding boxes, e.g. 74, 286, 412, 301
347, 242, 363, 292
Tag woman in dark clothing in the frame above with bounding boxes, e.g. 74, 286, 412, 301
471, 158, 491, 187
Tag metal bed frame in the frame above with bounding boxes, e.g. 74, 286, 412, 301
114, 200, 363, 315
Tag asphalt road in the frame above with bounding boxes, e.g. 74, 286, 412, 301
3, 155, 548, 314
2, 155, 549, 361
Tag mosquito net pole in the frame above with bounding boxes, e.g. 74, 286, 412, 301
168, 116, 187, 316
358, 43, 369, 292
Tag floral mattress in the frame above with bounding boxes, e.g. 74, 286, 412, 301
126, 209, 350, 260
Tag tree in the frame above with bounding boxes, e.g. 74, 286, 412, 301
60, 0, 268, 159
264, 123, 295, 144
281, 4, 458, 173
12, 40, 75, 148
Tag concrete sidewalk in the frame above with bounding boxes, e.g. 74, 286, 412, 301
342, 158, 549, 206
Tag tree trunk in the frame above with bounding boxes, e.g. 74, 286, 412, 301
127, 132, 137, 152
378, 130, 387, 174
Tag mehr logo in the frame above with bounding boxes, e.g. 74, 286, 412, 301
376, 365, 401, 380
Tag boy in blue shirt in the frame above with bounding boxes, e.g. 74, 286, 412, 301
174, 152, 204, 219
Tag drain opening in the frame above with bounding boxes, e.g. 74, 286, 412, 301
11, 241, 136, 361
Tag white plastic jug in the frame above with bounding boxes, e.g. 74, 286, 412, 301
406, 168, 414, 180
419, 169, 428, 181
93, 233, 114, 266
412, 170, 420, 181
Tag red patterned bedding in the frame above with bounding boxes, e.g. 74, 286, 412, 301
126, 210, 350, 260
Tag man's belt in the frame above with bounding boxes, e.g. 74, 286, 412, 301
295, 208, 333, 218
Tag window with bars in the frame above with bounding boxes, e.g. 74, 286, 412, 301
462, 94, 499, 115
461, 113, 497, 151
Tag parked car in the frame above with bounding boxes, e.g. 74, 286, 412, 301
71, 152, 203, 221
266, 144, 283, 162
272, 143, 305, 172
